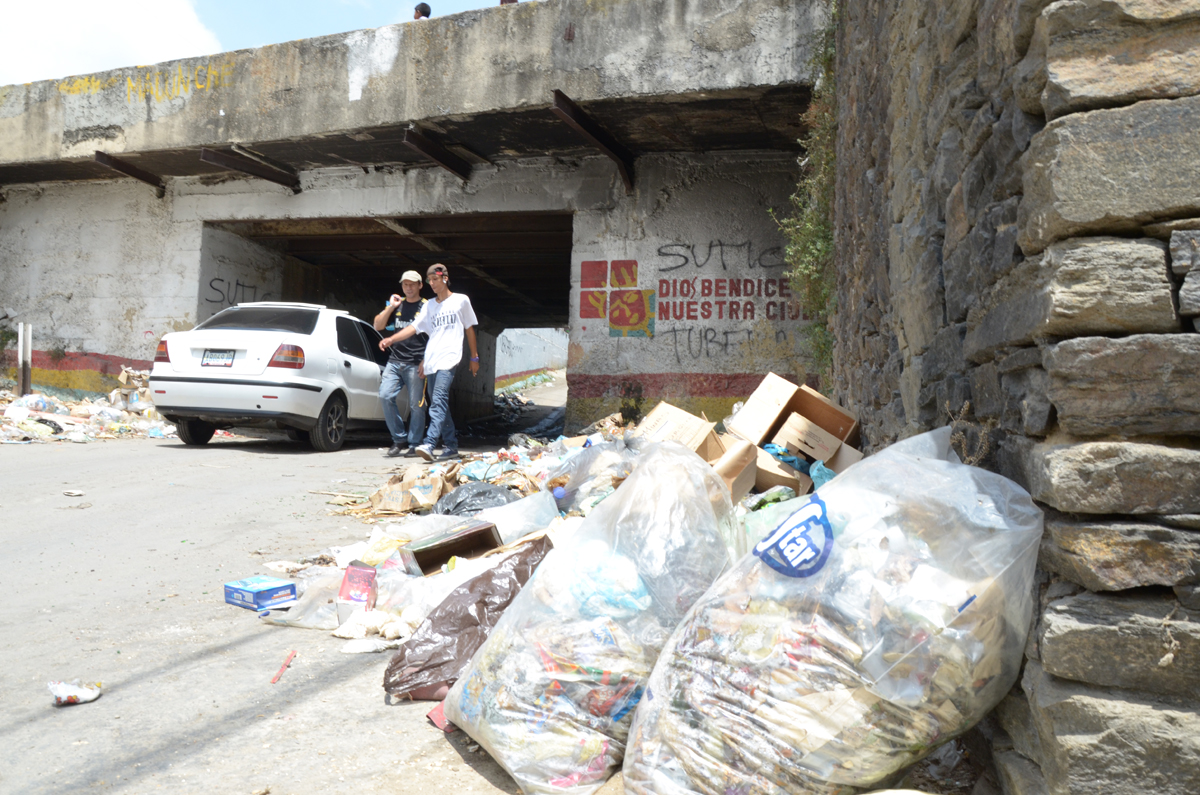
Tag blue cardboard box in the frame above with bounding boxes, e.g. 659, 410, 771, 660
224, 576, 297, 611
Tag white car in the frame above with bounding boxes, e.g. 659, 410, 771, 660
149, 302, 389, 451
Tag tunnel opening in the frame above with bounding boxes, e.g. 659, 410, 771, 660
201, 212, 574, 429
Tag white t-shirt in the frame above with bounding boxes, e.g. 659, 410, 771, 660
412, 292, 478, 375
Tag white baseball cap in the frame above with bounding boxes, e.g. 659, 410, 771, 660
399, 270, 423, 284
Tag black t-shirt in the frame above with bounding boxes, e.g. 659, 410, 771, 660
386, 299, 429, 365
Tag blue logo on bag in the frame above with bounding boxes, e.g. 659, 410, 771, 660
753, 494, 834, 578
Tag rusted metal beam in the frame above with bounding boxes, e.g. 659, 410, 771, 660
199, 147, 301, 194
550, 89, 634, 193
375, 218, 543, 308
93, 151, 166, 198
231, 144, 301, 180
402, 128, 473, 182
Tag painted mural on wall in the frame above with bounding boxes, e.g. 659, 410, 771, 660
578, 240, 805, 358
580, 259, 656, 338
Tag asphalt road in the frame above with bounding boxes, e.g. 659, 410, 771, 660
0, 375, 571, 795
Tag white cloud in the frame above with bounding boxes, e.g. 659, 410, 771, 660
0, 0, 222, 86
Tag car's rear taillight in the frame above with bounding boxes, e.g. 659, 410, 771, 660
268, 344, 305, 369
154, 339, 170, 363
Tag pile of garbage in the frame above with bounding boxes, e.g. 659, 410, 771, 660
0, 369, 176, 444
493, 392, 533, 423
231, 373, 1044, 795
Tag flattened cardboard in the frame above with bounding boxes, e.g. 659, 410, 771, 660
773, 413, 843, 462
369, 475, 446, 513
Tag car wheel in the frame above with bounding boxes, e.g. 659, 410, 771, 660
177, 419, 216, 446
309, 395, 347, 452
285, 428, 310, 443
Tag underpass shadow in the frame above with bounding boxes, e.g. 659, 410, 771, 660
155, 433, 390, 456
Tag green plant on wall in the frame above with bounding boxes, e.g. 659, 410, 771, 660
773, 0, 837, 386
47, 341, 69, 364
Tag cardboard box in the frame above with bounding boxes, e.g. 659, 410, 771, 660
728, 373, 859, 450
398, 520, 503, 576
826, 443, 864, 474
632, 402, 725, 461
772, 413, 843, 462
224, 575, 297, 611
338, 561, 377, 606
711, 438, 758, 504
754, 446, 813, 495
369, 474, 446, 514
336, 560, 378, 623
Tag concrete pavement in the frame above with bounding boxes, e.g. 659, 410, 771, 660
0, 434, 517, 794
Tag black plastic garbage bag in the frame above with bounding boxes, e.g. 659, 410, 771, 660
383, 535, 553, 701
433, 481, 520, 517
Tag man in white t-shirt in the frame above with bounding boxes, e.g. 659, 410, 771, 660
379, 263, 479, 461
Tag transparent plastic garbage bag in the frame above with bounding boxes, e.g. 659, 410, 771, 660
477, 489, 562, 545
444, 442, 735, 795
623, 427, 1044, 795
541, 441, 639, 515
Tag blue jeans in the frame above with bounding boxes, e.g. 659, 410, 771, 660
422, 367, 457, 452
379, 361, 425, 447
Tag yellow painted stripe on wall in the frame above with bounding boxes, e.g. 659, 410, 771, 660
3, 366, 120, 395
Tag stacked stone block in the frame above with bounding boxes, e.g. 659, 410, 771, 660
834, 1, 1200, 792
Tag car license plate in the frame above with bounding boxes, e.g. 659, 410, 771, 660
202, 349, 236, 367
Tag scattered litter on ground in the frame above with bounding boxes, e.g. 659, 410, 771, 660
0, 372, 177, 444
202, 370, 1039, 795
224, 576, 298, 611
48, 680, 102, 706
271, 651, 297, 684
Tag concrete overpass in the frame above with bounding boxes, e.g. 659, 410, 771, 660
0, 0, 825, 424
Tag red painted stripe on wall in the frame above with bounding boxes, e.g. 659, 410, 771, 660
1, 349, 154, 373
567, 372, 801, 399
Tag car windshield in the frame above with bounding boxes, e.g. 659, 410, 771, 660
195, 306, 320, 334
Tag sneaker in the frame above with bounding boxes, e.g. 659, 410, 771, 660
385, 444, 409, 458
415, 444, 434, 462
436, 449, 460, 461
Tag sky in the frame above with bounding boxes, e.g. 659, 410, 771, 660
0, 0, 500, 86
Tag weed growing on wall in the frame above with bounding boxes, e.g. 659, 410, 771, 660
773, 1, 837, 385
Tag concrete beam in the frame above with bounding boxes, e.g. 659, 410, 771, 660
0, 0, 823, 174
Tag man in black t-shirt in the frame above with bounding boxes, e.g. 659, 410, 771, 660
374, 270, 429, 457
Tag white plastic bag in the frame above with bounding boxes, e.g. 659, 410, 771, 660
444, 443, 735, 795
624, 428, 1044, 795
49, 680, 102, 705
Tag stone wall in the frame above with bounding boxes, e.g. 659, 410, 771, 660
834, 1, 1200, 793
